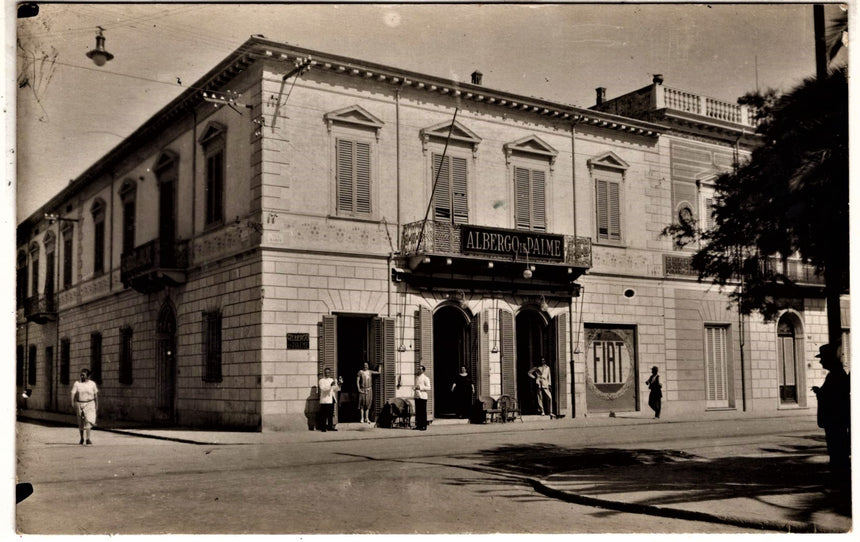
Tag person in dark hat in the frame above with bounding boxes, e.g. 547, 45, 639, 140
811, 343, 851, 492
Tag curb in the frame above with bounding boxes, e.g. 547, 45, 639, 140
529, 478, 840, 534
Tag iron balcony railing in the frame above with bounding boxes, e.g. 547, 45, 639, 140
24, 294, 57, 323
120, 238, 190, 287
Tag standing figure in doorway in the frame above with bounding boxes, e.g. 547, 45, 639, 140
646, 366, 662, 419
318, 368, 342, 432
527, 359, 554, 417
356, 362, 380, 424
811, 343, 851, 492
450, 366, 475, 419
413, 365, 431, 430
70, 368, 98, 445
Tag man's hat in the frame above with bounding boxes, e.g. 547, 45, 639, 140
815, 343, 838, 358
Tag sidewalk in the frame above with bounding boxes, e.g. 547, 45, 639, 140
17, 408, 851, 533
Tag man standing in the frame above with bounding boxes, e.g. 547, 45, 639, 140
413, 365, 431, 430
811, 343, 851, 492
528, 359, 554, 418
356, 362, 380, 424
318, 368, 342, 432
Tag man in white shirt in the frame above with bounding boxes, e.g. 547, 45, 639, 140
318, 368, 341, 432
412, 365, 431, 430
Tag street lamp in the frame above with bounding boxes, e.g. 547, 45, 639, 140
86, 27, 114, 67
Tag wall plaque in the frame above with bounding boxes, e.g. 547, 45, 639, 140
287, 333, 310, 350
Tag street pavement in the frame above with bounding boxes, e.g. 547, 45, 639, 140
15, 408, 853, 534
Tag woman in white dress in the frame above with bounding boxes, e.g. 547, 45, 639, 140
70, 368, 99, 445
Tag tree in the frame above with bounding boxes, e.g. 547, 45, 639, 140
663, 66, 848, 345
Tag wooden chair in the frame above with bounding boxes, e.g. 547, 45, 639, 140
497, 394, 521, 423
391, 397, 413, 428
479, 395, 502, 423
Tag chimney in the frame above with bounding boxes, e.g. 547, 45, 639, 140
595, 87, 607, 106
652, 73, 664, 85
471, 70, 483, 85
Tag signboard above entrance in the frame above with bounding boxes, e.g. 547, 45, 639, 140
461, 225, 564, 261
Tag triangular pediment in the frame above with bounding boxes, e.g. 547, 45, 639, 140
324, 105, 384, 132
197, 122, 226, 146
587, 151, 630, 171
420, 120, 482, 146
503, 135, 558, 165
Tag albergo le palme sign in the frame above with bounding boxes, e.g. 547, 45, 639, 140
461, 225, 564, 261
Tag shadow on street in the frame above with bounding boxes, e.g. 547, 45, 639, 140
449, 434, 850, 528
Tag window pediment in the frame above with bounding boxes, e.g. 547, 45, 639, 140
503, 135, 558, 169
420, 120, 482, 156
324, 105, 384, 139
154, 150, 180, 174
587, 151, 630, 173
197, 122, 226, 147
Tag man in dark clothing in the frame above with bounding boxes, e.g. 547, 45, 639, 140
811, 343, 851, 492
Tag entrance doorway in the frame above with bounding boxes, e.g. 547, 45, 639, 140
156, 302, 177, 422
516, 309, 552, 415
336, 315, 372, 423
777, 315, 800, 404
433, 305, 471, 418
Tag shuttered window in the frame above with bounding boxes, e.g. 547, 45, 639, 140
514, 167, 547, 231
704, 325, 729, 407
337, 139, 372, 216
415, 306, 434, 416
28, 345, 37, 386
203, 311, 222, 383
62, 227, 73, 289
90, 332, 102, 385
500, 309, 516, 398
119, 326, 134, 385
555, 313, 568, 413
596, 178, 621, 242
432, 154, 468, 224
60, 338, 70, 385
704, 197, 715, 230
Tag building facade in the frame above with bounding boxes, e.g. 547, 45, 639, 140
16, 37, 847, 431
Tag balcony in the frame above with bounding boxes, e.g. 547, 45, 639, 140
398, 220, 591, 293
121, 239, 190, 293
24, 294, 57, 324
664, 253, 827, 293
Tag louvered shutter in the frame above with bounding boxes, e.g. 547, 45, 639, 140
596, 180, 609, 240
355, 142, 371, 214
515, 167, 531, 230
337, 140, 354, 213
554, 313, 568, 413
376, 317, 396, 415
433, 154, 451, 220
704, 197, 715, 230
532, 169, 546, 231
500, 309, 516, 399
452, 156, 469, 224
414, 306, 434, 417
608, 181, 621, 241
469, 312, 487, 400
320, 315, 337, 376
705, 325, 728, 407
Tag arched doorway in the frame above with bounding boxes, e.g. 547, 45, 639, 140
433, 304, 471, 418
156, 302, 177, 423
777, 314, 802, 405
516, 308, 552, 415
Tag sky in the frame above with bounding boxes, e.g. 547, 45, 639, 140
11, 2, 847, 222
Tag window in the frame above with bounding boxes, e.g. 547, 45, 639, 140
595, 178, 621, 242
199, 124, 225, 227
514, 166, 547, 231
704, 325, 729, 408
90, 332, 102, 385
432, 154, 469, 224
29, 243, 39, 297
16, 345, 24, 386
62, 224, 73, 289
336, 139, 372, 216
119, 326, 133, 385
203, 311, 222, 382
91, 199, 106, 275
17, 252, 27, 309
703, 196, 716, 230
120, 180, 136, 254
60, 338, 70, 385
44, 234, 55, 298
28, 345, 37, 386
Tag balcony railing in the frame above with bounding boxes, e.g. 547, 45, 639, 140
401, 220, 592, 269
755, 257, 826, 286
657, 86, 759, 128
24, 294, 57, 323
121, 238, 190, 293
